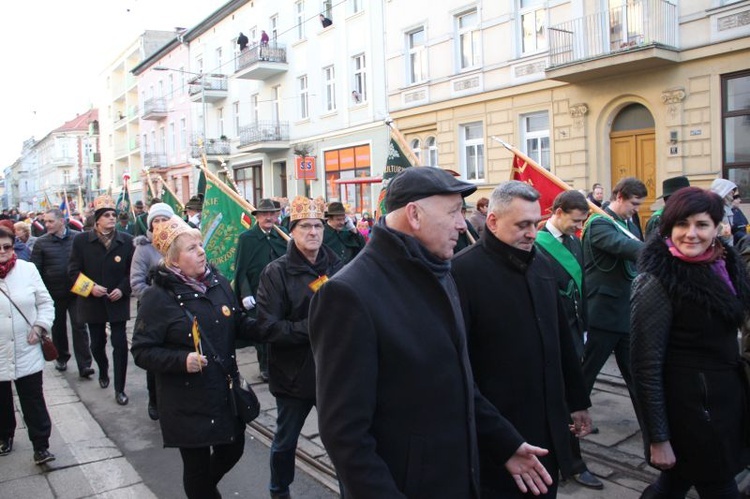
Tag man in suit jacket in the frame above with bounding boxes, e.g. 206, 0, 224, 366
581, 177, 646, 399
535, 190, 603, 490
310, 168, 552, 498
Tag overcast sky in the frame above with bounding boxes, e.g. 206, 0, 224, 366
0, 0, 225, 168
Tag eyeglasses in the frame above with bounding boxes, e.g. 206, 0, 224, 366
100, 212, 117, 218
296, 223, 324, 231
0, 244, 14, 252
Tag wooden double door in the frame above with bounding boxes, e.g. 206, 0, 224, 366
610, 128, 656, 231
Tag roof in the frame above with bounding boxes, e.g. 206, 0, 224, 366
52, 109, 99, 133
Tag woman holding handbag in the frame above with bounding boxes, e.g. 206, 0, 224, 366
0, 220, 55, 464
131, 216, 258, 499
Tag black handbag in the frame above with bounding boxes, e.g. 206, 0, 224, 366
0, 286, 57, 361
169, 292, 260, 424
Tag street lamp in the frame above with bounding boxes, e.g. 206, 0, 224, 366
153, 66, 207, 144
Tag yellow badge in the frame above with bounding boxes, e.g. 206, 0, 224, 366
308, 275, 329, 293
114, 256, 122, 263
221, 305, 231, 317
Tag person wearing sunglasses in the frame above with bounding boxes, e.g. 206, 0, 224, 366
0, 219, 55, 465
68, 195, 134, 406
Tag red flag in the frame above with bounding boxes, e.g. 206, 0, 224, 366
510, 154, 567, 218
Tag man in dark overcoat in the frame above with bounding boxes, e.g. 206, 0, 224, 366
234, 198, 288, 381
322, 201, 365, 265
581, 177, 645, 397
68, 195, 133, 406
310, 168, 554, 499
535, 190, 602, 490
451, 181, 592, 498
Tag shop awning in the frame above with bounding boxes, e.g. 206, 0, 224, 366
334, 176, 383, 185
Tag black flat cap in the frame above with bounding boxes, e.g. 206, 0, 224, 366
385, 167, 476, 212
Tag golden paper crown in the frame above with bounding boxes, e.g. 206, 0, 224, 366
289, 196, 326, 222
152, 215, 194, 256
93, 194, 116, 212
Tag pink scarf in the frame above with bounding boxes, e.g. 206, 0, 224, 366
666, 238, 735, 294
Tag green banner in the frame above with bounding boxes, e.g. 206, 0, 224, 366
201, 177, 255, 283
116, 185, 132, 222
377, 136, 414, 217
160, 187, 183, 216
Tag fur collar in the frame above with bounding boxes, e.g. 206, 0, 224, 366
638, 236, 750, 324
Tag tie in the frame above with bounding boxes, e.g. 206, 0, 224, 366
561, 235, 574, 253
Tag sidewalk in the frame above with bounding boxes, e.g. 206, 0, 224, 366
1, 362, 155, 498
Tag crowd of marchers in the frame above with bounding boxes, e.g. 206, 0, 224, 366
1, 168, 748, 499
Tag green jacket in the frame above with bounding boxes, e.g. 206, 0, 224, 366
323, 224, 366, 265
234, 224, 289, 316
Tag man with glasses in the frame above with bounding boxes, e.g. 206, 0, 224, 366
254, 196, 342, 499
68, 195, 134, 406
31, 209, 93, 377
322, 201, 365, 265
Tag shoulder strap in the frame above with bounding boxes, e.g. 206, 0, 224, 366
535, 232, 582, 294
0, 286, 32, 327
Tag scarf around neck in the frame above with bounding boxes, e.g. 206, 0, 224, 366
0, 252, 18, 279
666, 238, 735, 295
95, 228, 116, 250
166, 264, 211, 294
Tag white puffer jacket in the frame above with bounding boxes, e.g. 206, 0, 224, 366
0, 260, 54, 381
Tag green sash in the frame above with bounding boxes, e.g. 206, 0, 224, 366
535, 231, 582, 295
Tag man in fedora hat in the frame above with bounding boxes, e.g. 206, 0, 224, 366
234, 198, 289, 382
323, 201, 365, 265
644, 176, 690, 238
183, 194, 203, 229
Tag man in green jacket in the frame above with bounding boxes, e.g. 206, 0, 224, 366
322, 202, 365, 265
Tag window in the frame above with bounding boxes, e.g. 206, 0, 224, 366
62, 170, 70, 184
159, 127, 166, 153
158, 80, 164, 98
426, 136, 438, 166
410, 138, 422, 163
271, 15, 278, 40
251, 94, 259, 123
723, 70, 750, 195
299, 75, 309, 119
272, 87, 281, 122
352, 54, 367, 103
323, 0, 333, 18
521, 111, 550, 169
520, 0, 547, 54
169, 122, 176, 154
407, 28, 427, 84
180, 118, 187, 149
168, 75, 174, 98
351, 0, 362, 14
323, 65, 336, 112
216, 47, 223, 73
457, 10, 480, 69
461, 122, 485, 181
233, 101, 240, 136
295, 1, 305, 40
324, 145, 372, 213
218, 107, 224, 137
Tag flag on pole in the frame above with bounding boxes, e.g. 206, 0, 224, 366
377, 124, 418, 217
157, 180, 184, 216
116, 182, 132, 221
61, 187, 71, 221
200, 169, 256, 283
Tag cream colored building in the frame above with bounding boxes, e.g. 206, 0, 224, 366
385, 0, 750, 222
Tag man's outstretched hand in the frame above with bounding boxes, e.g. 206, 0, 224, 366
504, 443, 552, 495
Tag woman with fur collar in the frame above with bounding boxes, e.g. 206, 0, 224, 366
631, 187, 750, 498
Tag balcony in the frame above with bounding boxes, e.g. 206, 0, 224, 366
238, 121, 289, 152
188, 75, 228, 103
142, 98, 168, 120
190, 136, 231, 158
235, 43, 288, 80
546, 0, 679, 83
48, 156, 76, 168
143, 153, 168, 168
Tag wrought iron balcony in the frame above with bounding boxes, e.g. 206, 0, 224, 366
143, 153, 168, 168
238, 121, 289, 152
188, 75, 228, 103
235, 43, 288, 80
142, 98, 168, 120
190, 137, 231, 158
546, 0, 679, 82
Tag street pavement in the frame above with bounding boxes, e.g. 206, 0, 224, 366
3, 300, 747, 498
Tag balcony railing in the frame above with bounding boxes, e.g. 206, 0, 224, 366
142, 98, 168, 120
188, 75, 228, 103
238, 121, 289, 148
235, 43, 288, 80
190, 137, 231, 158
143, 153, 168, 168
548, 0, 677, 68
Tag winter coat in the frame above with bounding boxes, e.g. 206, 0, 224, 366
0, 260, 54, 381
322, 224, 366, 265
130, 234, 162, 301
309, 222, 525, 499
68, 229, 133, 323
31, 228, 80, 300
451, 231, 590, 487
582, 208, 643, 334
131, 265, 257, 448
255, 241, 341, 400
631, 237, 750, 481
13, 239, 31, 261
233, 224, 288, 316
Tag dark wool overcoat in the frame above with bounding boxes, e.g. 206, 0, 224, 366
131, 265, 257, 448
68, 229, 133, 323
631, 237, 750, 481
309, 223, 525, 499
451, 232, 591, 493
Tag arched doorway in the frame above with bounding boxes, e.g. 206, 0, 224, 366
609, 103, 656, 230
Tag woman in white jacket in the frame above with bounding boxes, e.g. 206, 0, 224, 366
0, 221, 55, 464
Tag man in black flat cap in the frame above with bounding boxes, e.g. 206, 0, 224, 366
323, 201, 365, 265
644, 176, 690, 238
234, 198, 288, 382
310, 167, 553, 498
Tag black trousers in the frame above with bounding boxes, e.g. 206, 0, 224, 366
179, 433, 245, 499
0, 371, 52, 451
582, 328, 635, 395
51, 296, 92, 372
88, 321, 128, 393
646, 470, 740, 498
